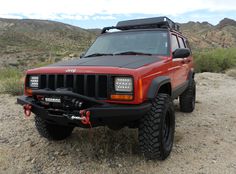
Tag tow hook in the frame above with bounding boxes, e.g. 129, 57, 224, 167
23, 104, 32, 117
63, 110, 92, 127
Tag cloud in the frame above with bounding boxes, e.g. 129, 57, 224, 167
0, 0, 235, 20
0, 14, 23, 19
92, 15, 116, 20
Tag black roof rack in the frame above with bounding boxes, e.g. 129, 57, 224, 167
101, 16, 180, 34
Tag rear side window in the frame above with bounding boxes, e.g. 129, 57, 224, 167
185, 39, 191, 49
178, 37, 186, 48
171, 35, 179, 52
184, 39, 192, 54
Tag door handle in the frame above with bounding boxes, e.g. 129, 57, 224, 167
181, 59, 185, 64
186, 59, 191, 63
181, 58, 191, 64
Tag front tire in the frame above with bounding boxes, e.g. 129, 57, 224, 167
35, 115, 74, 140
139, 93, 175, 160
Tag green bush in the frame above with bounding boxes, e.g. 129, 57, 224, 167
0, 68, 24, 96
193, 48, 236, 73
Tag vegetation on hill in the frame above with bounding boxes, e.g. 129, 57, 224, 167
180, 18, 236, 49
0, 18, 97, 68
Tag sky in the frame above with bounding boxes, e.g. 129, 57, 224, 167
0, 0, 235, 28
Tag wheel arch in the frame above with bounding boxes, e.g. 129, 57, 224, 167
188, 70, 195, 83
147, 76, 172, 99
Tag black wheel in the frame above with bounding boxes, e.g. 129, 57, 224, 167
139, 93, 175, 160
35, 115, 74, 140
179, 79, 196, 113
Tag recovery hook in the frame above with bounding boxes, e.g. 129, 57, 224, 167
80, 110, 91, 126
23, 104, 32, 117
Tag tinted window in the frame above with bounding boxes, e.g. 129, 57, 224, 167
85, 31, 169, 56
185, 39, 191, 49
178, 37, 185, 48
185, 39, 192, 54
171, 35, 179, 51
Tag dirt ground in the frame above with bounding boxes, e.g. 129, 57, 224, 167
0, 72, 236, 174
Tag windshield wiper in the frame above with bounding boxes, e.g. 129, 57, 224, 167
114, 51, 152, 56
84, 53, 113, 58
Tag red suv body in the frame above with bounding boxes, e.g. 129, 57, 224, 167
17, 17, 196, 160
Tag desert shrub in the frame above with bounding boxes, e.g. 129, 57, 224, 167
193, 48, 236, 73
0, 68, 24, 95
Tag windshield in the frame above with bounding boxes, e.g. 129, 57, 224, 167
84, 30, 169, 57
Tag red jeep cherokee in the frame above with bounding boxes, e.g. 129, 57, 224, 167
17, 17, 196, 160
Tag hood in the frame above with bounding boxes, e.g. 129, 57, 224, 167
49, 55, 162, 69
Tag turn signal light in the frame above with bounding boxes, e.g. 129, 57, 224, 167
25, 88, 33, 96
110, 94, 133, 101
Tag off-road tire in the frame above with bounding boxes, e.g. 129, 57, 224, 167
179, 79, 196, 113
35, 115, 74, 140
139, 93, 175, 160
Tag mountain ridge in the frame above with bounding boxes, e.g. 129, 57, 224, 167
0, 17, 235, 67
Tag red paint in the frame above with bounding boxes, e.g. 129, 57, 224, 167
24, 31, 193, 105
80, 110, 92, 128
23, 104, 32, 117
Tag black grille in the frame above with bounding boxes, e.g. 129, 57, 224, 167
38, 74, 109, 99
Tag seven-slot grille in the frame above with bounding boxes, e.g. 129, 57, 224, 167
38, 74, 109, 99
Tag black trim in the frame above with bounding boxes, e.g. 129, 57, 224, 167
49, 55, 162, 69
172, 81, 189, 99
147, 76, 171, 99
188, 70, 195, 84
32, 90, 105, 105
17, 95, 151, 127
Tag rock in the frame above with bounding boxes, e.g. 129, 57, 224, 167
60, 151, 68, 156
25, 156, 32, 162
30, 141, 36, 147
15, 144, 21, 148
0, 138, 9, 144
31, 158, 36, 164
54, 151, 60, 155
212, 160, 217, 164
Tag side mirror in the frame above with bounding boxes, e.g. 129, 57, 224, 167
80, 52, 85, 58
173, 48, 190, 58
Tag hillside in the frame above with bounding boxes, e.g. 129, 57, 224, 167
180, 18, 236, 49
0, 18, 96, 67
0, 17, 235, 67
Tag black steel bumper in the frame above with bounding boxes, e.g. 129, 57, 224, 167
17, 95, 151, 127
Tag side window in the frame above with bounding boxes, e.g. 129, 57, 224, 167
171, 35, 179, 52
185, 39, 192, 54
185, 39, 191, 49
178, 37, 186, 48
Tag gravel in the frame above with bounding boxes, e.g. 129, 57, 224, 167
0, 72, 236, 174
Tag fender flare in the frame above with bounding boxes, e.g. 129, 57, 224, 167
188, 70, 195, 84
147, 76, 171, 99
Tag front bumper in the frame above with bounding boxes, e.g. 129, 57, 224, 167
17, 95, 151, 127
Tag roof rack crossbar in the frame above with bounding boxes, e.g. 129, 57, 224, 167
101, 16, 180, 34
101, 26, 117, 34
